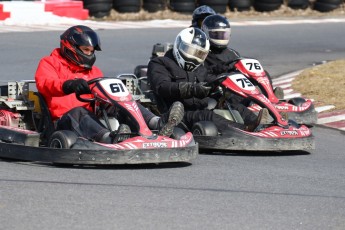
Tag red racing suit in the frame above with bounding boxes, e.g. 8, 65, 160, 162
35, 48, 103, 121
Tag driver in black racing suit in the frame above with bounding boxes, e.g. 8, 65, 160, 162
147, 27, 267, 133
200, 14, 271, 130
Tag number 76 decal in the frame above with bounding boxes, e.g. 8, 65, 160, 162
242, 59, 263, 73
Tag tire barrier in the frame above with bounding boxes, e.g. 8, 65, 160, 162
11, 0, 341, 20
168, 0, 196, 13
143, 0, 167, 12
113, 0, 141, 13
287, 0, 310, 10
253, 0, 284, 12
83, 0, 112, 18
196, 0, 229, 13
313, 0, 343, 12
228, 0, 252, 12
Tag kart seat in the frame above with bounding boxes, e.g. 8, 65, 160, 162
32, 92, 56, 146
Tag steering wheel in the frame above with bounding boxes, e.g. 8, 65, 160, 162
76, 77, 104, 103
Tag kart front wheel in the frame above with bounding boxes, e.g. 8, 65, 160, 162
48, 130, 78, 149
288, 97, 306, 106
192, 121, 218, 136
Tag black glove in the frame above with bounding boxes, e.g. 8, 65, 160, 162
62, 79, 91, 95
178, 82, 211, 99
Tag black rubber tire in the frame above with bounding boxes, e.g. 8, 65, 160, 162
196, 0, 229, 13
84, 3, 112, 18
113, 0, 141, 13
83, 0, 112, 18
169, 0, 196, 13
255, 0, 283, 3
316, 0, 342, 4
143, 0, 167, 12
48, 130, 78, 149
313, 1, 341, 12
171, 127, 186, 140
288, 97, 307, 106
228, 0, 252, 12
287, 0, 310, 9
253, 1, 283, 12
192, 121, 218, 136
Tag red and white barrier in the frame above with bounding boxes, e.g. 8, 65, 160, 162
0, 0, 88, 22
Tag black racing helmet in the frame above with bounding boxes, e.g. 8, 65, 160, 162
60, 25, 101, 70
191, 5, 216, 28
201, 15, 231, 49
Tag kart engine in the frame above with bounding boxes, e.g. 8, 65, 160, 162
0, 109, 23, 128
0, 81, 36, 130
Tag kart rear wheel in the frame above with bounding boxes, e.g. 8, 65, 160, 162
192, 121, 218, 136
48, 130, 78, 149
288, 97, 306, 106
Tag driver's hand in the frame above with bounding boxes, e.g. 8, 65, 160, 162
62, 79, 91, 95
193, 82, 211, 99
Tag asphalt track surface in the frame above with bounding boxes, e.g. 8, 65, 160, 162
0, 19, 345, 230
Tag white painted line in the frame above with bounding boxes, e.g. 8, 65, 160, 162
340, 127, 345, 131
315, 105, 335, 113
284, 93, 302, 99
273, 78, 294, 85
273, 83, 291, 89
317, 114, 345, 124
284, 89, 293, 94
272, 70, 303, 81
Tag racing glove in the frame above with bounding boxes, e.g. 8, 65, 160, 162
178, 82, 211, 99
62, 79, 91, 95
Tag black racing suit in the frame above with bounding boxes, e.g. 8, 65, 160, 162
147, 49, 244, 133
204, 46, 258, 126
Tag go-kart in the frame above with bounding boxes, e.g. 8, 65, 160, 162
233, 57, 318, 125
124, 70, 315, 152
0, 77, 198, 165
136, 43, 317, 126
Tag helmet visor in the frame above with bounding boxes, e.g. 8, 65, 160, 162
208, 28, 231, 41
72, 31, 101, 50
179, 40, 209, 62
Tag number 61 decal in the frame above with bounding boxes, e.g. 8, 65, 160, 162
99, 79, 129, 96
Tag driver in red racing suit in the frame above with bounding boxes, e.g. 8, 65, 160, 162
35, 25, 183, 143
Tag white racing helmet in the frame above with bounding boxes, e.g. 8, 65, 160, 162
201, 15, 231, 49
173, 28, 210, 72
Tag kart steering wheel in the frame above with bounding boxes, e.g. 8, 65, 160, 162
76, 77, 104, 102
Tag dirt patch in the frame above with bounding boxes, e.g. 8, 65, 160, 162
91, 3, 345, 22
292, 60, 345, 112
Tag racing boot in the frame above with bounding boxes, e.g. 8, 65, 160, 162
274, 86, 284, 100
158, 101, 184, 137
110, 124, 132, 143
280, 111, 289, 121
245, 108, 270, 131
99, 124, 131, 144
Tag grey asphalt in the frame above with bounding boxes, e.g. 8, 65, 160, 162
0, 21, 345, 230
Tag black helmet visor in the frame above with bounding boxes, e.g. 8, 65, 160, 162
208, 28, 231, 40
72, 31, 101, 51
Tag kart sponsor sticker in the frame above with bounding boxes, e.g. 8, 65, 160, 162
142, 142, 168, 148
280, 130, 299, 136
275, 105, 289, 110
